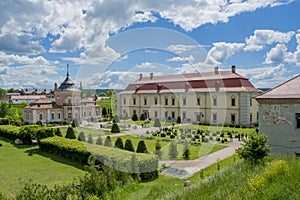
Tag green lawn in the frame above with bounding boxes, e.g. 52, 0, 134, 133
110, 134, 226, 160
125, 120, 177, 127
9, 103, 26, 116
0, 137, 86, 198
60, 126, 112, 136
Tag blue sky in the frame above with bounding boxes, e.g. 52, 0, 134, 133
0, 0, 299, 90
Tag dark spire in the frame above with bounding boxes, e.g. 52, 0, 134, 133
67, 64, 69, 77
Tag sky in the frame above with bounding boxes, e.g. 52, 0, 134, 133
0, 0, 299, 90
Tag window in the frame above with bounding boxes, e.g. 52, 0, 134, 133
231, 98, 236, 106
296, 113, 300, 128
58, 112, 61, 119
250, 97, 252, 106
182, 112, 186, 120
231, 114, 236, 124
89, 111, 92, 117
154, 111, 158, 118
123, 98, 126, 105
213, 97, 217, 106
84, 111, 87, 117
196, 114, 201, 121
197, 97, 200, 106
213, 113, 217, 122
154, 97, 158, 105
96, 110, 99, 116
39, 113, 43, 121
165, 111, 168, 119
165, 97, 168, 105
51, 112, 55, 120
171, 112, 175, 119
144, 97, 147, 105
67, 97, 71, 104
250, 113, 253, 123
68, 112, 72, 119
172, 98, 175, 105
133, 97, 136, 105
183, 97, 186, 105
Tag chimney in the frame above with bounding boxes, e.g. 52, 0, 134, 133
231, 65, 236, 73
215, 81, 220, 91
185, 82, 189, 92
150, 72, 153, 79
139, 74, 143, 80
214, 67, 219, 74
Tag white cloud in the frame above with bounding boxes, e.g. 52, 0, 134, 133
136, 62, 161, 69
166, 44, 199, 54
251, 64, 286, 81
0, 51, 50, 66
167, 55, 194, 62
0, 66, 9, 75
294, 32, 300, 66
264, 44, 294, 64
205, 42, 245, 65
244, 30, 295, 51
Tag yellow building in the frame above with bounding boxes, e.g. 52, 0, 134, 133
118, 66, 260, 125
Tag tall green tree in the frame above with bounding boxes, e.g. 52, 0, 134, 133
236, 133, 270, 164
102, 107, 107, 117
0, 102, 8, 118
0, 88, 7, 100
182, 140, 191, 160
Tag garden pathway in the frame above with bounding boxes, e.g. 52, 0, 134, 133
160, 140, 242, 179
80, 121, 243, 179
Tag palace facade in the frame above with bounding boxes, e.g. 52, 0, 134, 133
118, 66, 260, 125
23, 66, 101, 123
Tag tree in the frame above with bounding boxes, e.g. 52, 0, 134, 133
132, 113, 138, 121
176, 116, 181, 124
78, 132, 86, 141
236, 133, 270, 164
72, 119, 78, 127
140, 113, 146, 121
136, 140, 148, 153
0, 102, 8, 118
168, 140, 178, 160
124, 139, 135, 152
55, 128, 63, 137
102, 107, 107, 117
104, 136, 112, 147
95, 136, 103, 145
87, 134, 93, 144
0, 88, 7, 100
111, 121, 120, 133
153, 118, 161, 128
182, 140, 191, 160
155, 140, 162, 159
65, 127, 76, 139
98, 92, 106, 97
114, 137, 124, 149
106, 89, 116, 97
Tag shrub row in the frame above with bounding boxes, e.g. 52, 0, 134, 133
39, 137, 159, 180
0, 125, 55, 144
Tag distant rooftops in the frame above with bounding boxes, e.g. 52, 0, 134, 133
255, 74, 300, 99
121, 66, 259, 94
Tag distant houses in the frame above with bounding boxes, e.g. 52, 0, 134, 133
255, 74, 300, 155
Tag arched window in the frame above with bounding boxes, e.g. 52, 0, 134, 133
67, 96, 72, 104
144, 97, 147, 105
133, 97, 136, 105
154, 96, 158, 105
39, 113, 43, 121
58, 112, 61, 119
51, 112, 55, 120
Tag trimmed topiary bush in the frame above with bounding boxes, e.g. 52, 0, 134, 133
168, 140, 178, 160
176, 116, 181, 124
140, 113, 146, 121
95, 136, 103, 145
114, 137, 124, 149
170, 134, 176, 139
153, 118, 161, 127
111, 121, 120, 133
136, 140, 148, 153
155, 140, 162, 159
65, 127, 76, 139
124, 139, 135, 152
87, 134, 93, 144
131, 113, 138, 121
55, 128, 63, 137
78, 132, 86, 142
104, 136, 112, 147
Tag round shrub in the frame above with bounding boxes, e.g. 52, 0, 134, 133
170, 134, 175, 139
209, 136, 213, 141
187, 134, 192, 138
124, 139, 135, 152
216, 137, 220, 141
111, 122, 120, 133
195, 134, 200, 139
160, 133, 166, 137
181, 134, 186, 140
114, 137, 124, 149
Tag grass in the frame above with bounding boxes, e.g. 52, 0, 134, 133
104, 154, 241, 200
0, 137, 86, 198
59, 126, 113, 136
110, 134, 226, 160
125, 120, 175, 127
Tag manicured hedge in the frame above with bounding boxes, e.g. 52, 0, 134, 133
39, 137, 91, 163
39, 137, 159, 180
0, 125, 55, 144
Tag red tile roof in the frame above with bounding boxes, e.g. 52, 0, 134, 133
120, 70, 259, 94
11, 95, 46, 100
255, 74, 300, 99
